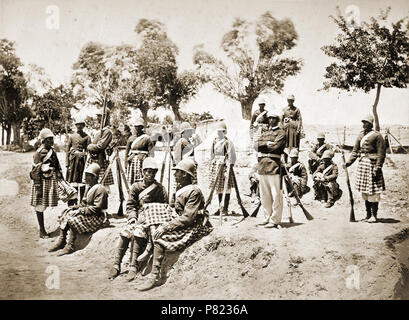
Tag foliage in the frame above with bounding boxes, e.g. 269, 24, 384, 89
180, 110, 214, 123
321, 7, 409, 130
193, 12, 303, 120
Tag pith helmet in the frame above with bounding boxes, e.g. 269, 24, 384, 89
289, 149, 299, 158
361, 114, 374, 125
287, 94, 295, 100
84, 163, 101, 177
216, 121, 227, 131
172, 158, 196, 178
134, 118, 144, 127
39, 128, 54, 141
142, 157, 158, 171
180, 122, 193, 133
74, 115, 86, 125
321, 150, 334, 159
258, 97, 266, 105
317, 132, 325, 139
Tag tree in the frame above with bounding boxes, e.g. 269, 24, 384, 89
134, 19, 203, 121
321, 7, 409, 131
0, 39, 31, 146
193, 12, 303, 120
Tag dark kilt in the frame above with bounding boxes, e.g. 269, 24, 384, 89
30, 173, 59, 208
86, 158, 114, 186
354, 157, 385, 194
59, 207, 105, 234
209, 157, 234, 194
127, 154, 145, 185
155, 214, 213, 252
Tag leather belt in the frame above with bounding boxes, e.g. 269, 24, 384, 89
257, 152, 281, 159
130, 150, 149, 154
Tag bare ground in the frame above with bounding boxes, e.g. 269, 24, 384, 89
0, 150, 408, 300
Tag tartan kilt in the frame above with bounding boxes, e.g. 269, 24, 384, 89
209, 159, 234, 194
127, 154, 146, 185
354, 157, 385, 194
30, 174, 59, 208
86, 158, 114, 186
67, 212, 105, 234
155, 215, 213, 252
57, 179, 77, 202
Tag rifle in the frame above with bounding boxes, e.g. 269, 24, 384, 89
100, 71, 110, 135
337, 128, 355, 222
115, 148, 125, 216
281, 160, 314, 221
282, 174, 294, 224
230, 168, 249, 218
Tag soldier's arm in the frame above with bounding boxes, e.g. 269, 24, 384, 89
159, 185, 169, 204
162, 190, 201, 232
266, 130, 286, 152
376, 134, 386, 168
301, 164, 308, 186
126, 184, 140, 220
87, 130, 113, 152
83, 186, 108, 215
296, 109, 303, 132
65, 136, 72, 165
325, 164, 338, 181
228, 140, 237, 165
313, 163, 324, 179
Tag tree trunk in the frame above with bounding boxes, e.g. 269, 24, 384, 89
172, 104, 182, 122
240, 100, 254, 120
372, 84, 381, 132
6, 125, 11, 145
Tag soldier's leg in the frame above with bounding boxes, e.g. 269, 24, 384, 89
35, 205, 49, 238
367, 193, 381, 223
108, 233, 131, 279
127, 236, 148, 282
137, 242, 165, 291
259, 175, 274, 225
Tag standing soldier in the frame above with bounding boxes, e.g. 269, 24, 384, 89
254, 110, 286, 229
30, 128, 63, 238
312, 150, 343, 208
308, 132, 333, 174
282, 94, 303, 154
345, 114, 386, 222
209, 121, 236, 215
65, 116, 91, 205
125, 118, 153, 185
108, 157, 168, 281
86, 110, 114, 188
285, 149, 310, 204
48, 163, 109, 256
250, 98, 267, 134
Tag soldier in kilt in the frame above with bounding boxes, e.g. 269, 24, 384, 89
209, 121, 236, 215
125, 118, 153, 185
312, 150, 343, 208
285, 149, 310, 205
48, 163, 108, 256
308, 132, 333, 174
282, 94, 303, 159
137, 158, 213, 291
30, 128, 63, 238
65, 116, 91, 205
346, 114, 386, 223
108, 157, 168, 281
86, 110, 114, 188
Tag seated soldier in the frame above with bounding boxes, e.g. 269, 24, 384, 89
308, 132, 333, 174
137, 158, 213, 291
48, 163, 108, 256
108, 157, 168, 281
312, 150, 343, 208
285, 149, 310, 205
248, 163, 260, 203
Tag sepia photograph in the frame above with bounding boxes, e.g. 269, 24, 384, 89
0, 0, 408, 302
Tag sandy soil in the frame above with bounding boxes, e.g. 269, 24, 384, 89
0, 149, 408, 300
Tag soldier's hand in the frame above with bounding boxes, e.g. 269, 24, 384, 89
153, 225, 165, 240
128, 218, 136, 225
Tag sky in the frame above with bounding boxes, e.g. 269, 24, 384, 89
1, 0, 408, 126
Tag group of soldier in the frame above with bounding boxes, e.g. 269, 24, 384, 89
28, 93, 387, 290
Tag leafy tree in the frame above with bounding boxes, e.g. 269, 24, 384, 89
0, 39, 31, 145
134, 19, 203, 121
194, 12, 303, 120
321, 7, 409, 131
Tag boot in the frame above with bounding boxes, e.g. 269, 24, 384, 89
57, 228, 77, 256
368, 202, 378, 223
48, 228, 68, 252
108, 236, 130, 279
36, 211, 49, 238
127, 237, 146, 282
137, 243, 165, 291
223, 193, 230, 215
364, 201, 372, 220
